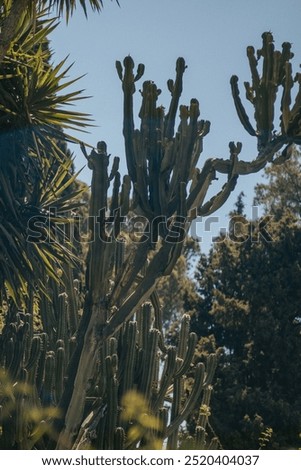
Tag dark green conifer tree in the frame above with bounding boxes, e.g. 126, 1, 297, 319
188, 153, 301, 449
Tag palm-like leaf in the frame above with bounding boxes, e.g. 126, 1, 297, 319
0, 9, 90, 303
42, 0, 119, 20
46, 0, 103, 16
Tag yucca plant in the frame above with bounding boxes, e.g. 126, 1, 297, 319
0, 9, 91, 303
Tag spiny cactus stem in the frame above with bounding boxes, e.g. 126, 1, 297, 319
166, 362, 205, 438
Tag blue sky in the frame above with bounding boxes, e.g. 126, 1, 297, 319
50, 0, 301, 249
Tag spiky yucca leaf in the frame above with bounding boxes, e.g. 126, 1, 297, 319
44, 0, 119, 21
0, 9, 90, 303
0, 15, 92, 137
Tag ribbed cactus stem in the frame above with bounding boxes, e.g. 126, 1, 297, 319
9, 321, 29, 379
105, 355, 118, 449
139, 302, 152, 351
24, 313, 33, 364
208, 437, 219, 450
175, 332, 198, 378
16, 395, 26, 447
64, 269, 79, 335
140, 329, 160, 400
36, 333, 47, 394
166, 362, 205, 438
195, 426, 206, 448
110, 172, 121, 218
55, 346, 65, 404
204, 354, 217, 387
114, 427, 125, 449
57, 293, 68, 341
120, 321, 137, 396
120, 175, 131, 215
26, 336, 41, 387
26, 336, 41, 371
167, 376, 182, 450
177, 314, 190, 359
15, 368, 28, 447
152, 346, 177, 412
114, 239, 125, 275
281, 62, 293, 133
197, 387, 212, 429
158, 407, 168, 440
42, 353, 55, 406
151, 291, 167, 353
108, 337, 118, 356
4, 338, 14, 371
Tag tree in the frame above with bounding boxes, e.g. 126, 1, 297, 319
189, 177, 301, 448
155, 237, 200, 323
254, 147, 301, 219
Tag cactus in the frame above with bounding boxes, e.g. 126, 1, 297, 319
2, 33, 301, 450
231, 32, 301, 151
66, 307, 217, 450
59, 38, 301, 447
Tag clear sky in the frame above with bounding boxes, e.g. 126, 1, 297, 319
49, 0, 301, 250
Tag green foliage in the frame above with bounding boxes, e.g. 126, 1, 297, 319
254, 147, 301, 219
188, 187, 301, 448
258, 426, 273, 450
0, 9, 91, 302
156, 237, 200, 322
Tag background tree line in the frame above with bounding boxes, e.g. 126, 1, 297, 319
168, 151, 301, 449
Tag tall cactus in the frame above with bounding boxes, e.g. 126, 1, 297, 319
58, 33, 301, 447
1, 33, 301, 450
69, 310, 217, 450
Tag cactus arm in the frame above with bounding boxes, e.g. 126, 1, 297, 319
105, 355, 119, 449
109, 239, 150, 310
164, 57, 186, 140
104, 235, 185, 339
56, 323, 99, 449
42, 353, 55, 407
246, 46, 260, 89
152, 346, 177, 412
198, 145, 240, 217
116, 57, 145, 184
175, 333, 198, 378
167, 376, 182, 449
230, 75, 257, 136
140, 329, 160, 400
203, 354, 218, 388
55, 346, 65, 404
119, 321, 137, 396
114, 238, 125, 275
166, 362, 205, 438
150, 291, 167, 353
281, 62, 293, 134
114, 427, 125, 449
110, 171, 121, 216
119, 175, 131, 215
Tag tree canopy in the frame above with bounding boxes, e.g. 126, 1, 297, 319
188, 156, 301, 448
